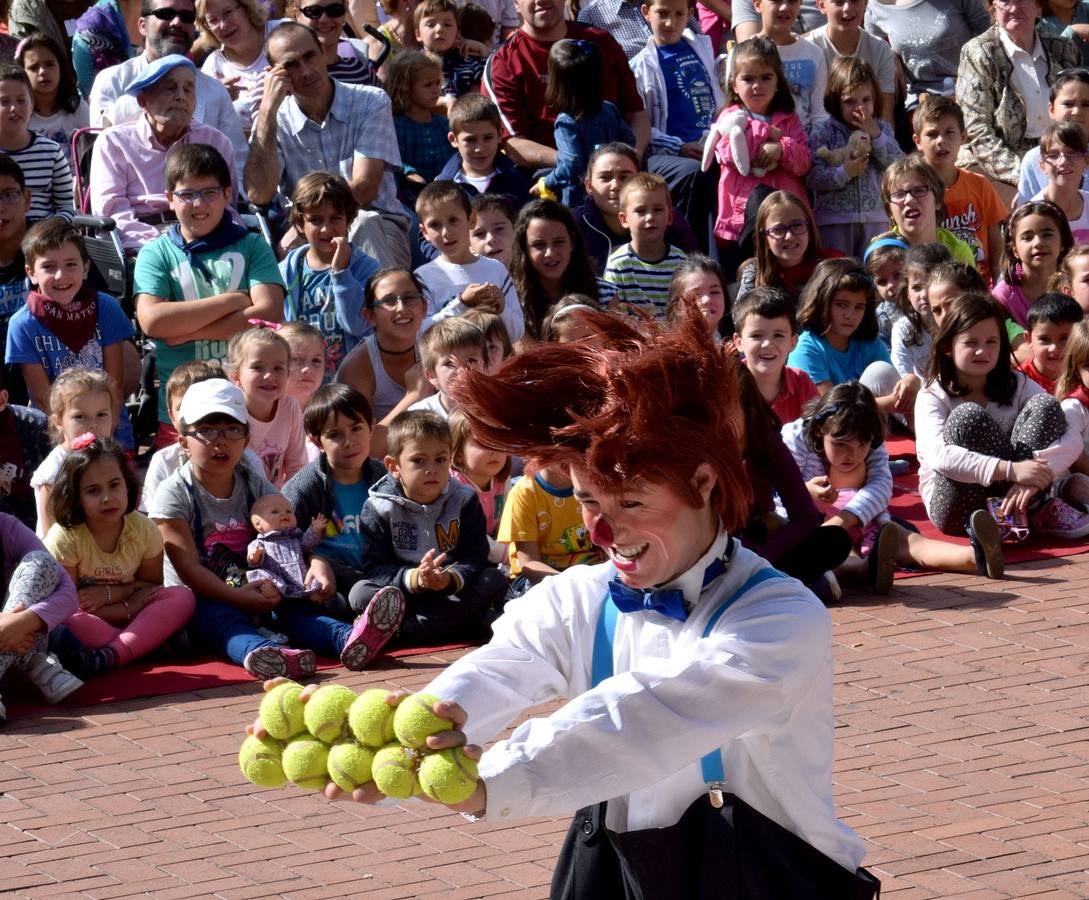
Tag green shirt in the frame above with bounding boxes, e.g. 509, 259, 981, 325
133, 231, 285, 423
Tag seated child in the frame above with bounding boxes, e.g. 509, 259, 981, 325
911, 95, 1006, 283
227, 327, 308, 488
0, 154, 33, 406
32, 368, 116, 538
461, 309, 513, 374
387, 51, 454, 191
246, 493, 327, 598
416, 0, 484, 110
603, 173, 688, 319
436, 96, 529, 208
667, 254, 730, 339
449, 407, 509, 563
468, 193, 516, 271
497, 459, 604, 595
732, 286, 818, 425
283, 383, 388, 609
134, 144, 285, 448
784, 382, 1007, 594
992, 200, 1074, 329
573, 143, 697, 275
409, 317, 487, 419
1031, 121, 1089, 242
6, 219, 135, 448
140, 360, 264, 512
1053, 242, 1089, 316
0, 514, 81, 721
864, 237, 904, 341
0, 63, 72, 221
279, 173, 380, 372
1058, 319, 1089, 474
147, 378, 404, 676
541, 295, 606, 343
44, 436, 196, 678
356, 410, 507, 641
537, 38, 635, 207
1018, 292, 1084, 394
414, 180, 525, 342
1018, 69, 1089, 205
0, 366, 50, 528
280, 320, 328, 416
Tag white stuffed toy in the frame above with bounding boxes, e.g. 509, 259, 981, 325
815, 129, 871, 176
702, 108, 766, 177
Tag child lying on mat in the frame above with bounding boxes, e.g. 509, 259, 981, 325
783, 382, 1007, 594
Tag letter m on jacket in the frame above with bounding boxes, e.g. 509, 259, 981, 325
436, 518, 460, 552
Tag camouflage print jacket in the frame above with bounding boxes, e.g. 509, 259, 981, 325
955, 26, 1079, 185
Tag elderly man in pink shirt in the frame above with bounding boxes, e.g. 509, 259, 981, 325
89, 54, 237, 253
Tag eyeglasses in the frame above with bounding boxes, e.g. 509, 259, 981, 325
186, 424, 247, 442
144, 7, 198, 24
761, 218, 808, 239
0, 188, 24, 205
372, 292, 424, 309
889, 184, 930, 204
1043, 149, 1087, 163
170, 187, 225, 205
299, 3, 346, 18
204, 4, 238, 27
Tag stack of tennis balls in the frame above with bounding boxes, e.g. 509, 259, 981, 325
238, 684, 479, 805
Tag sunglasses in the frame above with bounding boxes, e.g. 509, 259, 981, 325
144, 7, 198, 23
299, 3, 346, 18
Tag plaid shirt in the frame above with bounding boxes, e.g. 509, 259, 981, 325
395, 113, 455, 182
273, 77, 402, 214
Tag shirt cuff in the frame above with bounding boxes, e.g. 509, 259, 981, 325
477, 745, 533, 822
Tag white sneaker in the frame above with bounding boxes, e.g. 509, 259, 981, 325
23, 652, 83, 703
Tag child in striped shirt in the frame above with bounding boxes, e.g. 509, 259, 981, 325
603, 173, 687, 319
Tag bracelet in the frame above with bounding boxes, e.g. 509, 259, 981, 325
105, 584, 112, 605
122, 596, 131, 622
1006, 460, 1014, 482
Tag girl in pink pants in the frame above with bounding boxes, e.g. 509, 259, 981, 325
43, 435, 195, 677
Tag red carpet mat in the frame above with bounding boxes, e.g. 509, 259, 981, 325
886, 435, 1089, 578
3, 641, 475, 719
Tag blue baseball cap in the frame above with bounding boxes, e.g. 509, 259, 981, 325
125, 54, 196, 95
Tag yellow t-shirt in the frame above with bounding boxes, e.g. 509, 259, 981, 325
497, 473, 601, 576
44, 513, 163, 585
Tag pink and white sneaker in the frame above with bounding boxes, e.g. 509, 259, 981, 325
1030, 497, 1089, 539
340, 586, 405, 671
243, 646, 317, 680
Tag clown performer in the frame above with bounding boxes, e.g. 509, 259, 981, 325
255, 307, 878, 898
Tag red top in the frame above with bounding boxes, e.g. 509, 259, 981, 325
481, 24, 644, 146
1017, 357, 1057, 395
772, 367, 821, 425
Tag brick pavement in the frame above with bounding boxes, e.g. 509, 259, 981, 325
2, 555, 1089, 898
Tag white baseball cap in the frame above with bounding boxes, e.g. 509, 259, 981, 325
178, 378, 248, 428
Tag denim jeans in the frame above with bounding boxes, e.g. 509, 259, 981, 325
190, 597, 352, 664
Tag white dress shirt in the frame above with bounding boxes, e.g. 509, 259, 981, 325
998, 28, 1051, 140
427, 531, 867, 872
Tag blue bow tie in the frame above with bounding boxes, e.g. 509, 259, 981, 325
607, 553, 729, 622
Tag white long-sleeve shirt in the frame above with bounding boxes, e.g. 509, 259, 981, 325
1061, 397, 1089, 470
427, 532, 867, 872
915, 373, 1084, 511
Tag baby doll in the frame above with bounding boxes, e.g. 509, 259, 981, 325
245, 494, 327, 599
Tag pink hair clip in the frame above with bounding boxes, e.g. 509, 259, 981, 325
247, 318, 281, 331
70, 432, 98, 450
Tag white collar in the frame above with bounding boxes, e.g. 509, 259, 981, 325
998, 27, 1044, 62
657, 528, 731, 611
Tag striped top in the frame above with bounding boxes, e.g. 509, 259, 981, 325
3, 132, 73, 221
602, 243, 687, 318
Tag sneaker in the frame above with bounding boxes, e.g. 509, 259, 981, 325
867, 523, 900, 595
1030, 497, 1089, 539
78, 646, 118, 679
340, 586, 405, 671
967, 509, 1005, 579
242, 646, 316, 680
23, 652, 83, 703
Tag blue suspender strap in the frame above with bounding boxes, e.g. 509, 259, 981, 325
591, 564, 787, 786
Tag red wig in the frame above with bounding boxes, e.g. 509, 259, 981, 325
448, 307, 752, 531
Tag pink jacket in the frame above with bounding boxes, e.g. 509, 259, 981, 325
712, 106, 811, 242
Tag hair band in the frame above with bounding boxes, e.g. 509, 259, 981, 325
862, 237, 909, 263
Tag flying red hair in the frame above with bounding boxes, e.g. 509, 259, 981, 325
448, 307, 752, 531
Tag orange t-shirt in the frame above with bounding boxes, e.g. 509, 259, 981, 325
943, 167, 1007, 284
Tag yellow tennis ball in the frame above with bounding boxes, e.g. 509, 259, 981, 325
258, 681, 306, 741
393, 692, 452, 749
348, 688, 396, 748
371, 743, 418, 799
326, 741, 375, 793
238, 734, 287, 788
417, 747, 479, 805
282, 735, 330, 789
303, 684, 357, 743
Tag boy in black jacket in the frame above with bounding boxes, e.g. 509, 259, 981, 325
356, 410, 506, 644
283, 383, 387, 620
